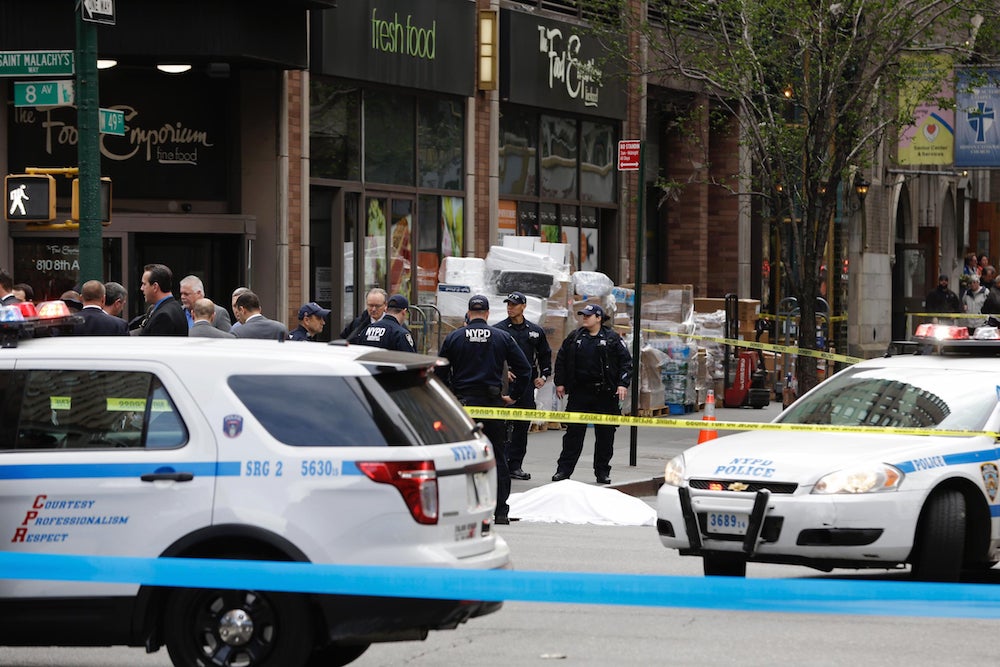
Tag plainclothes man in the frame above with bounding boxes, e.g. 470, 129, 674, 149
552, 304, 633, 485
74, 280, 128, 336
495, 291, 552, 481
437, 295, 531, 525
179, 275, 232, 332
232, 291, 288, 340
189, 298, 236, 338
348, 293, 415, 352
340, 288, 388, 340
289, 302, 331, 341
103, 281, 127, 318
138, 263, 188, 336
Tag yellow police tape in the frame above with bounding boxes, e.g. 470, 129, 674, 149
464, 406, 1000, 439
908, 312, 987, 319
614, 325, 863, 365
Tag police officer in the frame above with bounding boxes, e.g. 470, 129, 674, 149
348, 294, 415, 352
438, 295, 531, 525
552, 303, 632, 485
495, 291, 552, 481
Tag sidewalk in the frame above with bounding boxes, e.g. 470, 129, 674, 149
509, 401, 785, 497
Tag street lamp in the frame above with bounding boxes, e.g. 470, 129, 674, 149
854, 173, 870, 250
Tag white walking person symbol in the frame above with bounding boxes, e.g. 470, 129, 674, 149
9, 184, 29, 216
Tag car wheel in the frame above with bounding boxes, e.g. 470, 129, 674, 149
307, 642, 371, 666
702, 555, 747, 577
164, 586, 314, 667
911, 489, 966, 582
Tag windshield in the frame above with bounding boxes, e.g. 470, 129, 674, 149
777, 366, 996, 431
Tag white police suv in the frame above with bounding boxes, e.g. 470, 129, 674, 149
658, 324, 1000, 581
0, 304, 508, 666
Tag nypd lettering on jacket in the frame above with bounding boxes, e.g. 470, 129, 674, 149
365, 326, 388, 342
465, 328, 492, 342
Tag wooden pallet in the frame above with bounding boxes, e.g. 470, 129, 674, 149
636, 405, 671, 418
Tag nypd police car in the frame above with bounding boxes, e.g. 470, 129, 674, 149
0, 302, 508, 666
658, 324, 1000, 581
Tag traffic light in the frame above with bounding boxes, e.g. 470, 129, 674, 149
71, 177, 112, 225
4, 174, 56, 222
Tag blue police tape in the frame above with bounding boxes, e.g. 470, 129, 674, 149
1, 551, 998, 618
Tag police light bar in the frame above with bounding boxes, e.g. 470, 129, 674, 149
913, 324, 969, 340
0, 301, 80, 348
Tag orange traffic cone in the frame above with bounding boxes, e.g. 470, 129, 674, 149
697, 389, 718, 444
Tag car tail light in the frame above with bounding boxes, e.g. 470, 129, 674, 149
357, 460, 439, 524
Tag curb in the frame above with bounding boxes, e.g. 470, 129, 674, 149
610, 476, 664, 498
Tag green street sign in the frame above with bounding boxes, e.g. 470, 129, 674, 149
0, 51, 74, 78
99, 108, 126, 136
13, 80, 75, 108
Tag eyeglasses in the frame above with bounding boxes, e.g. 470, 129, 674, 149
366, 302, 386, 309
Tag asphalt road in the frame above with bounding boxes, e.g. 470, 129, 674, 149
3, 404, 995, 666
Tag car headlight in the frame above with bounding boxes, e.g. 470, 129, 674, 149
812, 464, 904, 494
663, 455, 686, 487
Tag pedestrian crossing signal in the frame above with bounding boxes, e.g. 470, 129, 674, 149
4, 174, 56, 223
71, 177, 112, 225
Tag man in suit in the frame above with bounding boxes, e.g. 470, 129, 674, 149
179, 275, 232, 332
103, 281, 127, 318
232, 291, 288, 340
0, 269, 20, 306
189, 298, 235, 338
138, 263, 188, 336
74, 281, 128, 336
339, 288, 387, 340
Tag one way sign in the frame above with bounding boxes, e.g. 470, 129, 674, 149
82, 0, 116, 25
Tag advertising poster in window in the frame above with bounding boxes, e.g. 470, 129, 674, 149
441, 196, 463, 257
498, 200, 517, 242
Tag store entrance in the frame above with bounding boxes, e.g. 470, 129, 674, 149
132, 233, 242, 322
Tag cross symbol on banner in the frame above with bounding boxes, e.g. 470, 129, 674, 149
969, 101, 995, 143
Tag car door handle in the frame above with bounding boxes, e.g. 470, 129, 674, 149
140, 472, 194, 482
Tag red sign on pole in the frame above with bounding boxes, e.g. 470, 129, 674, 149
617, 140, 641, 171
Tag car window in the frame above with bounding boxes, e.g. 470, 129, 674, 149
370, 372, 477, 445
228, 372, 476, 447
229, 375, 389, 447
778, 366, 996, 431
1, 369, 187, 450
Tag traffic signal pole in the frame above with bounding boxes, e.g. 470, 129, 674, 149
75, 5, 102, 283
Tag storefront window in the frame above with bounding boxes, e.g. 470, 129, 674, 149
364, 90, 415, 186
581, 121, 615, 203
500, 108, 537, 196
540, 115, 578, 199
418, 98, 463, 190
581, 208, 599, 271
417, 195, 440, 305
12, 238, 121, 303
365, 196, 388, 292
390, 199, 413, 296
310, 79, 361, 181
518, 202, 539, 236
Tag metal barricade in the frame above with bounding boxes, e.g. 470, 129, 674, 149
406, 304, 444, 356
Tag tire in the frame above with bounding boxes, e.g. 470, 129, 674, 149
910, 489, 966, 582
307, 643, 371, 667
702, 554, 747, 577
164, 586, 315, 667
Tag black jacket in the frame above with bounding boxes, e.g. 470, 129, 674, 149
554, 325, 633, 394
139, 296, 188, 336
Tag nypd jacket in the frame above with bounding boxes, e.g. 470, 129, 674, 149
554, 325, 633, 394
437, 319, 531, 402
